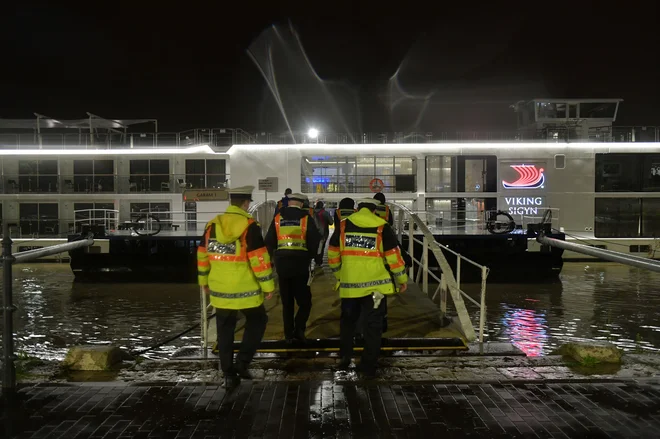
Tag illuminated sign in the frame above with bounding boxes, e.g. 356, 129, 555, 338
183, 189, 228, 201
504, 197, 544, 215
502, 164, 545, 189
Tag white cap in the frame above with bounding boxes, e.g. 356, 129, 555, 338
288, 193, 308, 203
228, 185, 254, 200
357, 198, 381, 206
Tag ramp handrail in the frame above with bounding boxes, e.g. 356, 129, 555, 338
388, 202, 490, 343
1, 223, 94, 391
538, 234, 660, 273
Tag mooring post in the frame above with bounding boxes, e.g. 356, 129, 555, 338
2, 221, 16, 390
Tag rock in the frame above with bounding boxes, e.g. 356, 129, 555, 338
62, 345, 124, 371
555, 342, 622, 364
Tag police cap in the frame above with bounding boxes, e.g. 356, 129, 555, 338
357, 198, 381, 209
228, 185, 254, 201
288, 193, 308, 203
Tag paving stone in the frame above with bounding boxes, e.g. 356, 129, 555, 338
2, 381, 660, 438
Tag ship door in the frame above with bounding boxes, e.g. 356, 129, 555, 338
185, 202, 197, 232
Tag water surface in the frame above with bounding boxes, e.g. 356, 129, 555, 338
1, 262, 659, 359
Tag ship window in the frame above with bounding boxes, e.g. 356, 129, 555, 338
594, 198, 640, 238
301, 156, 415, 193
129, 159, 170, 192
579, 102, 617, 118
554, 154, 566, 169
426, 156, 456, 192
596, 153, 660, 192
536, 102, 562, 119
73, 159, 115, 193
185, 159, 227, 189
595, 153, 641, 192
19, 202, 59, 237
642, 198, 660, 238
18, 159, 58, 193
642, 154, 660, 192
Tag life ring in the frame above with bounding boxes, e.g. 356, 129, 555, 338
369, 178, 384, 193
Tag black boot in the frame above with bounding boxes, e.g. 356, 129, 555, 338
234, 362, 253, 380
293, 329, 307, 343
356, 363, 376, 379
223, 370, 240, 388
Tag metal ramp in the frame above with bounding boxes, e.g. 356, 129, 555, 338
187, 199, 490, 359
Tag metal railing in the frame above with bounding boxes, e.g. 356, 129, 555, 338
1, 126, 659, 149
391, 207, 561, 236
1, 222, 94, 390
389, 202, 489, 343
0, 128, 254, 149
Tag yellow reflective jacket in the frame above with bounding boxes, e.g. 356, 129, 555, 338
337, 208, 356, 221
328, 208, 408, 298
197, 205, 275, 310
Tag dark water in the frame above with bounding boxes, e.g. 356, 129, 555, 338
1, 262, 659, 359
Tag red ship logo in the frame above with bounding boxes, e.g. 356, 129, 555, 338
502, 164, 545, 189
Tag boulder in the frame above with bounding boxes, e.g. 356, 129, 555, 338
555, 342, 622, 364
63, 345, 124, 371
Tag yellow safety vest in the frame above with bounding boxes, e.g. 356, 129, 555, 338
375, 204, 390, 221
198, 215, 274, 310
274, 213, 309, 251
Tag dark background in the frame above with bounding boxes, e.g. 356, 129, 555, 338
1, 2, 658, 133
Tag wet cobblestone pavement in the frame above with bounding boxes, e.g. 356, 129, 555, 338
2, 380, 660, 438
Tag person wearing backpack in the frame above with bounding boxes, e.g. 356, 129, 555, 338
314, 200, 333, 255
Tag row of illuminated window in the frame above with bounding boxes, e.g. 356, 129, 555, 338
2, 159, 226, 193
301, 155, 499, 193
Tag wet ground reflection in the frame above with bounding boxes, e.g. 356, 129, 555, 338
2, 262, 660, 359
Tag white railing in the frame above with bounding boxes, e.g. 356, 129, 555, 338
73, 209, 120, 231
389, 202, 489, 342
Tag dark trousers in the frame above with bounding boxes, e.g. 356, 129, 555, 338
356, 298, 388, 336
279, 275, 312, 339
215, 305, 268, 374
340, 295, 387, 374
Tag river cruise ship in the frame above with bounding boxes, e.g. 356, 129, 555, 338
1, 99, 658, 281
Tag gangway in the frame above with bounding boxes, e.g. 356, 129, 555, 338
193, 200, 490, 357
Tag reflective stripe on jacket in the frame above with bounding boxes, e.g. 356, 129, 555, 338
274, 213, 309, 251
328, 208, 408, 299
197, 206, 275, 310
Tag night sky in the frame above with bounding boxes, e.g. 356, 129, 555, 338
2, 2, 658, 134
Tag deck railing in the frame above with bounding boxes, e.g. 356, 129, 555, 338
1, 126, 659, 149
